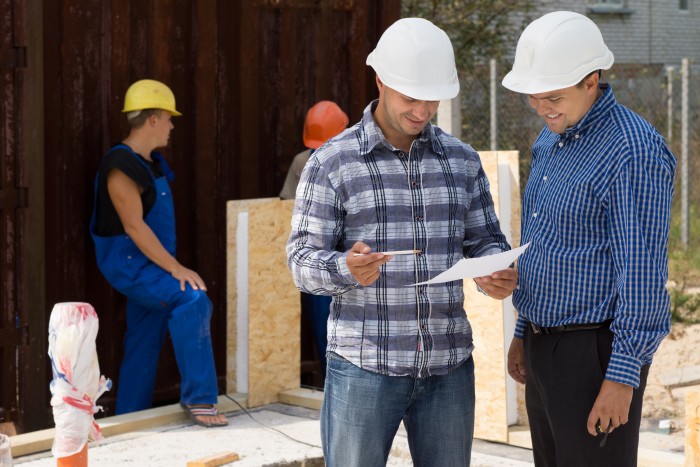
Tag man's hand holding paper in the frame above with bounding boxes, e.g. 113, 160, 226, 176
474, 267, 518, 299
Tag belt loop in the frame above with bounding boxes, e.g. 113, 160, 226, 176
530, 322, 541, 335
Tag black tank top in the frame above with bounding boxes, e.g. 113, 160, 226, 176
93, 146, 164, 236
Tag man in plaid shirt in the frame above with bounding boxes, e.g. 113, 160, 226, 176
287, 17, 517, 467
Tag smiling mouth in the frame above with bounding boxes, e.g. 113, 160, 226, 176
547, 114, 561, 119
405, 117, 426, 126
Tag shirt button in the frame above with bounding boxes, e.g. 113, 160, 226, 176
411, 180, 418, 187
558, 142, 564, 148
533, 213, 538, 218
127, 255, 132, 259
420, 324, 427, 330
574, 134, 580, 139
543, 176, 548, 181
415, 216, 422, 222
161, 192, 166, 196
397, 151, 405, 158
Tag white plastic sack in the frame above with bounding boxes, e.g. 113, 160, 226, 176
48, 302, 111, 458
0, 433, 12, 466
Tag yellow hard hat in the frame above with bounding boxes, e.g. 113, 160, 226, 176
122, 79, 182, 116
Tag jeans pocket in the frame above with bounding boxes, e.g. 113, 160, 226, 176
327, 351, 361, 379
327, 351, 350, 367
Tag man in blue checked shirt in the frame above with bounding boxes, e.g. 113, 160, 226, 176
287, 17, 517, 467
502, 11, 676, 467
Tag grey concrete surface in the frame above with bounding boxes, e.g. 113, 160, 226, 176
13, 403, 534, 466
13, 402, 685, 466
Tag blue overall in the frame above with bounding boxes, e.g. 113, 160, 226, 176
90, 144, 218, 414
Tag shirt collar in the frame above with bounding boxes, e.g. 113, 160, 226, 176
358, 100, 444, 157
563, 83, 616, 138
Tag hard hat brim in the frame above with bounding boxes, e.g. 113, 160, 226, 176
303, 137, 324, 149
122, 108, 183, 117
389, 81, 460, 102
502, 65, 610, 95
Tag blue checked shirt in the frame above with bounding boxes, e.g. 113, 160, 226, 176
513, 85, 677, 388
287, 101, 510, 378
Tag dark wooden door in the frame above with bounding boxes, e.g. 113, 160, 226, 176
0, 0, 47, 433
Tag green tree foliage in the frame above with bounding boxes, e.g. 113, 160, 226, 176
402, 0, 535, 73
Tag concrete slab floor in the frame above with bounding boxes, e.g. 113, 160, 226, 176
12, 401, 684, 466
13, 403, 535, 466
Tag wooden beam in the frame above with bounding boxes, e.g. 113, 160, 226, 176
186, 451, 240, 467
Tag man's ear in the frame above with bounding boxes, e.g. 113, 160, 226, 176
585, 72, 600, 94
376, 74, 384, 92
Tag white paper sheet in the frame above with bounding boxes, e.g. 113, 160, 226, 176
411, 243, 529, 286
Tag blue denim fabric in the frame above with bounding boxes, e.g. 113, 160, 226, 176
321, 352, 474, 467
116, 286, 217, 414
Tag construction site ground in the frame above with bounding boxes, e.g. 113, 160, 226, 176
8, 391, 685, 467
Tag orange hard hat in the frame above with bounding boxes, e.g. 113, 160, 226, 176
303, 101, 349, 149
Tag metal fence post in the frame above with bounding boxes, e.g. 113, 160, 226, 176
667, 66, 674, 142
490, 59, 497, 151
681, 58, 689, 249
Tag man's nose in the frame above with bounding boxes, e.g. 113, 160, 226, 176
414, 102, 432, 120
532, 100, 549, 116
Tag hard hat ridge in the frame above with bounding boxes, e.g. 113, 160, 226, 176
367, 17, 459, 101
502, 11, 614, 94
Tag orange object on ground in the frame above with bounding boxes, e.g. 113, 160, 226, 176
56, 443, 87, 467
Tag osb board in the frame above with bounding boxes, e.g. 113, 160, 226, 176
468, 287, 508, 442
685, 390, 700, 467
226, 199, 299, 407
469, 151, 521, 443
227, 199, 266, 394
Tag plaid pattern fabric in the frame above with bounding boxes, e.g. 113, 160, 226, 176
287, 101, 509, 378
513, 85, 677, 388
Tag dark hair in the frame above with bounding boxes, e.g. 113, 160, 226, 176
126, 109, 163, 129
576, 70, 602, 88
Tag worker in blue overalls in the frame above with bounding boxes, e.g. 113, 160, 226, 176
90, 79, 227, 427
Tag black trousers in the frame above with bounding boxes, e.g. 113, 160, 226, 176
524, 324, 649, 467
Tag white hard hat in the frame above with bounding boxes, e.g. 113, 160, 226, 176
367, 17, 459, 101
502, 11, 614, 94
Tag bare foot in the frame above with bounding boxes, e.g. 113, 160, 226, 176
181, 403, 228, 427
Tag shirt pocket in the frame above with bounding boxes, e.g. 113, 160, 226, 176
548, 179, 605, 237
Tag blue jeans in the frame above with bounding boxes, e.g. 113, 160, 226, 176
321, 352, 475, 467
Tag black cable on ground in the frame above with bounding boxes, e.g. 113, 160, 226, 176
224, 394, 323, 449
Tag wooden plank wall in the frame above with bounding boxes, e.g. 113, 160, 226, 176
36, 0, 399, 427
0, 0, 23, 432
